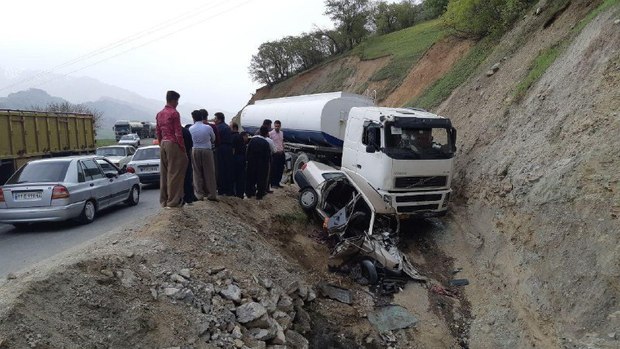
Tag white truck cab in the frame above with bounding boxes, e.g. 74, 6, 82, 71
342, 107, 457, 217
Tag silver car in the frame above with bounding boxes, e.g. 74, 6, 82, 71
0, 156, 141, 228
127, 145, 160, 185
96, 145, 136, 169
118, 134, 141, 148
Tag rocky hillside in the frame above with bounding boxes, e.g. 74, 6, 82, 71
246, 0, 620, 347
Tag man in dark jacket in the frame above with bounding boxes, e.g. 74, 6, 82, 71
182, 124, 197, 204
214, 112, 234, 196
231, 123, 247, 199
245, 126, 271, 200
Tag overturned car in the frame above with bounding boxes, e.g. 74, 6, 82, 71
294, 161, 426, 284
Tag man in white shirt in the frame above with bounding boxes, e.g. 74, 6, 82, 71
189, 110, 218, 201
269, 120, 285, 188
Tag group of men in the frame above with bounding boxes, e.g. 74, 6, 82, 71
156, 90, 286, 208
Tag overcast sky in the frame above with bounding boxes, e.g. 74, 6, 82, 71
0, 0, 338, 112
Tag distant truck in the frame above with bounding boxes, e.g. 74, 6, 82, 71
241, 92, 457, 218
0, 109, 96, 185
140, 121, 157, 139
113, 120, 143, 141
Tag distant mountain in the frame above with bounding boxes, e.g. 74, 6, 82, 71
0, 88, 65, 110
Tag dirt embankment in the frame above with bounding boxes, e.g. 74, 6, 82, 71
436, 2, 620, 348
0, 189, 477, 349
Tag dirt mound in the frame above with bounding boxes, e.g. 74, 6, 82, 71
382, 37, 474, 107
0, 188, 477, 348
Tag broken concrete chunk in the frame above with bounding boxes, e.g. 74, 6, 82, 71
317, 283, 352, 305
368, 305, 418, 333
179, 268, 191, 279
237, 302, 268, 323
260, 278, 274, 289
164, 287, 181, 297
286, 280, 300, 295
209, 266, 227, 274
277, 295, 294, 312
285, 330, 309, 349
273, 311, 293, 330
170, 273, 188, 284
246, 313, 271, 329
220, 284, 242, 303
249, 327, 276, 342
271, 321, 286, 345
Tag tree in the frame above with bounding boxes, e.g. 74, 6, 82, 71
371, 1, 419, 35
420, 0, 449, 20
324, 0, 371, 49
30, 102, 102, 134
443, 0, 533, 39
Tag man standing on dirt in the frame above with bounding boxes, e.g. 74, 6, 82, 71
231, 123, 247, 199
182, 124, 197, 205
156, 90, 188, 208
246, 126, 272, 200
189, 110, 218, 202
214, 112, 234, 196
269, 120, 285, 188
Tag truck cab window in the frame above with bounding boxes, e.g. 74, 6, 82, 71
384, 125, 453, 160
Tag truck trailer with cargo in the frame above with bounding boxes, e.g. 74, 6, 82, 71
0, 109, 96, 185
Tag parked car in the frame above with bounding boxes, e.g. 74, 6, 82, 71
127, 145, 160, 184
0, 156, 140, 228
118, 134, 141, 147
95, 145, 136, 169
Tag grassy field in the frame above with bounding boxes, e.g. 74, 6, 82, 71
352, 19, 447, 100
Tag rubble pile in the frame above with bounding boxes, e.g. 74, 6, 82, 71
152, 266, 315, 349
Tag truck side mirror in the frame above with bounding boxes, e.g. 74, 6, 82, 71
365, 144, 376, 153
450, 127, 457, 152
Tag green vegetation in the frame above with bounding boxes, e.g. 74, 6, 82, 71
408, 37, 495, 109
96, 139, 117, 147
514, 0, 619, 101
274, 211, 309, 225
353, 19, 446, 99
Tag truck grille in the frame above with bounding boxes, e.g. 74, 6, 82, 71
395, 194, 443, 203
394, 176, 447, 189
398, 204, 440, 213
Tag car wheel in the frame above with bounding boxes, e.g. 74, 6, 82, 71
299, 187, 318, 212
78, 200, 97, 224
126, 185, 140, 206
360, 259, 379, 285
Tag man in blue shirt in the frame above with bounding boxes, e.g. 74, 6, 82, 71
189, 110, 218, 202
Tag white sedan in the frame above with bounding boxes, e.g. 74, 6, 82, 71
127, 145, 160, 185
118, 134, 141, 148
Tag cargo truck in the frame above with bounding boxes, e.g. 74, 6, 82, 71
113, 120, 143, 141
0, 109, 96, 185
240, 92, 457, 218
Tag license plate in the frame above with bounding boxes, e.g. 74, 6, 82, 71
13, 191, 42, 201
141, 166, 158, 172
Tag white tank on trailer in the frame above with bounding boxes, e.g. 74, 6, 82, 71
241, 92, 374, 148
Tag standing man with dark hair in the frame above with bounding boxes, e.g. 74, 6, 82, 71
190, 110, 218, 201
156, 90, 188, 208
214, 112, 234, 196
246, 126, 272, 200
269, 120, 285, 188
182, 124, 197, 204
231, 123, 247, 199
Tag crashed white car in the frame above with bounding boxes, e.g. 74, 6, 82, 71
95, 145, 136, 169
294, 161, 425, 284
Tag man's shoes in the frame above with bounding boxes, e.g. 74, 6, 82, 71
207, 197, 219, 202
266, 190, 274, 194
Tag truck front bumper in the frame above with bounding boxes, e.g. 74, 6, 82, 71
381, 189, 450, 218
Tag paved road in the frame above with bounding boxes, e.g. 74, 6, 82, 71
0, 185, 160, 279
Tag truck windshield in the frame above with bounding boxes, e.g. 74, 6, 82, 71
384, 125, 454, 160
115, 125, 129, 132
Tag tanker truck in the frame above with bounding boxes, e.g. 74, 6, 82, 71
240, 92, 457, 218
113, 120, 144, 141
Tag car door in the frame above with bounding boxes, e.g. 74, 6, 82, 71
80, 159, 112, 209
97, 159, 128, 205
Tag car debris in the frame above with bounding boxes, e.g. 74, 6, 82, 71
449, 278, 469, 287
296, 162, 426, 287
368, 305, 419, 332
318, 282, 353, 305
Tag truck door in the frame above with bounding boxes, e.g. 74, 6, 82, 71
357, 121, 383, 185
342, 115, 361, 173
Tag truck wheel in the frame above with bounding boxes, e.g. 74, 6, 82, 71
360, 259, 379, 285
77, 200, 97, 224
299, 187, 318, 212
125, 185, 140, 206
292, 153, 310, 185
